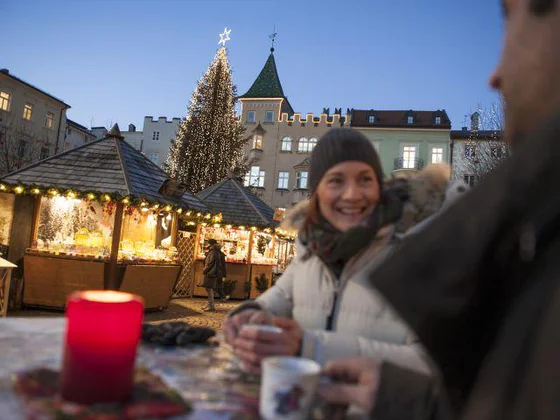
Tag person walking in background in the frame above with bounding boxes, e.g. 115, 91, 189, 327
224, 128, 465, 374
318, 0, 560, 418
214, 244, 228, 301
201, 239, 224, 312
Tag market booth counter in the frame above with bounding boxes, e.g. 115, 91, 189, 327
194, 178, 286, 300
0, 125, 210, 311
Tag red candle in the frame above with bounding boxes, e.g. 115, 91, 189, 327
60, 291, 144, 404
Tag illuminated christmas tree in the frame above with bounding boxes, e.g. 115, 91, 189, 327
165, 34, 246, 193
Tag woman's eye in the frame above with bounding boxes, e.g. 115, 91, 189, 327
328, 178, 343, 185
360, 176, 374, 184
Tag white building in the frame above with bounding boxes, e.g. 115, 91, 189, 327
121, 116, 181, 167
64, 119, 96, 151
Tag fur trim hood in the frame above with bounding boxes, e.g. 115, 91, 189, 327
280, 164, 466, 235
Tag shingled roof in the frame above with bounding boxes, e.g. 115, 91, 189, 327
1, 125, 208, 212
351, 109, 452, 129
197, 178, 277, 228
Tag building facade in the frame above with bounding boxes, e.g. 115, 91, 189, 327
64, 119, 96, 151
121, 116, 181, 167
238, 50, 452, 211
0, 68, 69, 174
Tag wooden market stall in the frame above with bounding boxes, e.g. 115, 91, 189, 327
193, 178, 281, 300
0, 125, 211, 311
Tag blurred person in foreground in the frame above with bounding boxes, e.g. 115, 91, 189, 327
224, 128, 464, 374
319, 0, 560, 418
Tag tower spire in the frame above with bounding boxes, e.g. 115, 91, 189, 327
269, 27, 277, 53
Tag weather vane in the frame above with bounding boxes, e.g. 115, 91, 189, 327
218, 27, 231, 47
269, 26, 277, 51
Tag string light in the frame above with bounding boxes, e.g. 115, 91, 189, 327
87, 193, 95, 200
0, 184, 6, 191
177, 208, 183, 214
14, 186, 24, 194
32, 188, 40, 194
122, 197, 130, 204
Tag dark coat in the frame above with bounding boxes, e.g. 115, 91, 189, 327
202, 246, 223, 289
369, 111, 560, 420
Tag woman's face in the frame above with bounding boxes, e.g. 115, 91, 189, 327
316, 161, 380, 232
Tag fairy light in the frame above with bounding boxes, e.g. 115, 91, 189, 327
87, 193, 95, 200
122, 197, 130, 204
0, 184, 6, 191
141, 207, 149, 213
165, 205, 172, 212
103, 194, 111, 202
67, 191, 76, 199
32, 188, 40, 195
176, 208, 183, 214
14, 186, 24, 194
49, 189, 59, 196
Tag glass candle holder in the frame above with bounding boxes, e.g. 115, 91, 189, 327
60, 290, 144, 404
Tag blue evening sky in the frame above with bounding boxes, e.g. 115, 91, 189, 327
1, 0, 504, 130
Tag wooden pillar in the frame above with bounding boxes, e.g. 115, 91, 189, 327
170, 213, 179, 247
29, 196, 41, 243
107, 202, 124, 290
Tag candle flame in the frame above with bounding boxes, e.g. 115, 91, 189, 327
80, 291, 136, 303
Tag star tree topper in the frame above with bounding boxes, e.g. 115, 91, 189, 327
218, 28, 231, 47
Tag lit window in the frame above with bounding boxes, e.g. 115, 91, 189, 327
149, 153, 159, 165
244, 166, 265, 187
368, 115, 376, 124
407, 115, 414, 124
45, 112, 54, 129
23, 103, 33, 121
40, 147, 50, 160
308, 137, 318, 152
403, 146, 417, 169
435, 116, 442, 125
0, 91, 11, 112
296, 171, 308, 189
152, 131, 160, 141
463, 174, 476, 187
431, 147, 443, 164
253, 134, 263, 149
277, 171, 289, 189
465, 144, 476, 158
247, 111, 256, 123
281, 136, 292, 152
298, 137, 309, 152
265, 111, 275, 123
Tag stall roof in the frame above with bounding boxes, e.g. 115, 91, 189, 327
1, 125, 208, 212
197, 178, 278, 228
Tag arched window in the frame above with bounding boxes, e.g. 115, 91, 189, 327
298, 137, 310, 153
281, 136, 292, 152
308, 137, 318, 152
253, 134, 263, 150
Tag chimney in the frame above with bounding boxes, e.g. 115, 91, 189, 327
470, 112, 480, 131
128, 123, 136, 132
0, 69, 9, 75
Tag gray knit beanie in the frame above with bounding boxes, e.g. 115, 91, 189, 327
309, 128, 384, 192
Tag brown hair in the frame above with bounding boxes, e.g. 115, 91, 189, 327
302, 193, 321, 231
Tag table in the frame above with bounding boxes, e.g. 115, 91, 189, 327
0, 318, 260, 419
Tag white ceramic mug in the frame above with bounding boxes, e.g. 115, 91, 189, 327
260, 356, 321, 420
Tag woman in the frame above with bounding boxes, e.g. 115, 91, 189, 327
225, 128, 464, 374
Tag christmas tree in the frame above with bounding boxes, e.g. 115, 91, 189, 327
165, 45, 246, 193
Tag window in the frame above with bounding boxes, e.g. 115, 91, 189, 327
277, 171, 289, 189
491, 146, 503, 159
298, 137, 309, 152
281, 136, 292, 152
152, 131, 160, 141
23, 103, 33, 121
18, 139, 27, 159
244, 166, 265, 187
40, 147, 50, 160
402, 146, 417, 169
296, 171, 308, 189
407, 115, 414, 124
308, 137, 318, 152
246, 111, 256, 123
45, 112, 54, 129
465, 144, 476, 158
431, 147, 444, 164
253, 134, 263, 149
368, 115, 376, 124
0, 91, 11, 112
435, 116, 441, 125
265, 111, 275, 123
463, 175, 476, 187
149, 153, 159, 165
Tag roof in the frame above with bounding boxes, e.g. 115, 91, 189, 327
351, 109, 452, 129
66, 119, 91, 133
240, 52, 286, 99
197, 178, 278, 228
0, 69, 70, 108
1, 125, 208, 211
451, 129, 503, 141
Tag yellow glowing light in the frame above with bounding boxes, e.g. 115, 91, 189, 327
226, 225, 232, 229
49, 189, 59, 196
14, 186, 24, 194
103, 194, 111, 202
141, 207, 149, 213
166, 214, 172, 221
67, 191, 76, 199
205, 214, 211, 219
201, 223, 208, 227
153, 204, 159, 209
264, 228, 272, 233
0, 184, 6, 191
122, 197, 130, 204
140, 201, 148, 207
239, 226, 246, 231
32, 188, 40, 194
251, 226, 257, 231
186, 211, 192, 216
197, 213, 202, 217
87, 193, 95, 200
188, 221, 195, 226
79, 290, 136, 303
176, 208, 183, 214
165, 205, 172, 212
214, 223, 220, 228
